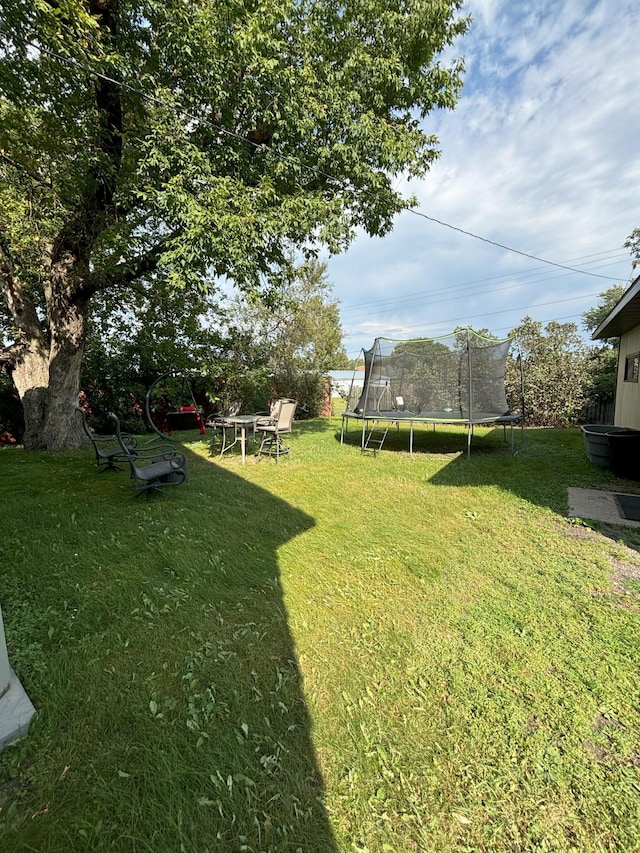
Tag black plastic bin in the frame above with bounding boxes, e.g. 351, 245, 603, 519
607, 429, 640, 480
581, 424, 628, 469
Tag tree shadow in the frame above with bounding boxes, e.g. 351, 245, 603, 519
424, 426, 591, 505
336, 421, 608, 519
425, 425, 640, 554
337, 418, 525, 464
0, 445, 338, 852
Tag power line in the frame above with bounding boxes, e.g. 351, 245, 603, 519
343, 309, 601, 357
406, 210, 620, 280
11, 35, 624, 285
343, 289, 604, 340
339, 252, 628, 320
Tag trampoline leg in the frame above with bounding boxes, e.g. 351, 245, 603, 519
410, 424, 414, 459
467, 424, 473, 459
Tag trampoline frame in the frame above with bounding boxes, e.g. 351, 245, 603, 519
340, 409, 523, 459
340, 330, 524, 459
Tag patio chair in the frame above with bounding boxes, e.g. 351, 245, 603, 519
255, 398, 297, 463
76, 407, 138, 472
108, 412, 188, 496
254, 399, 280, 429
205, 400, 242, 456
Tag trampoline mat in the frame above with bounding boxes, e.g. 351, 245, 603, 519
614, 494, 640, 521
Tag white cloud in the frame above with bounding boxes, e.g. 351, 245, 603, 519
328, 0, 640, 357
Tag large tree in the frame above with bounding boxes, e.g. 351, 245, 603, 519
0, 0, 468, 448
507, 317, 589, 427
229, 257, 348, 373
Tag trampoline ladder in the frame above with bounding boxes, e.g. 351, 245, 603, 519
362, 421, 390, 456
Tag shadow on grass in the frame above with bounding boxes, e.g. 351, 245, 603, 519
339, 421, 618, 516
337, 418, 526, 464
424, 425, 640, 553
0, 445, 338, 853
424, 426, 604, 510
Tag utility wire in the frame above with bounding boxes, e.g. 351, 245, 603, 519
340, 252, 627, 319
340, 248, 625, 313
344, 301, 616, 352
406, 210, 620, 280
12, 35, 624, 284
343, 290, 603, 340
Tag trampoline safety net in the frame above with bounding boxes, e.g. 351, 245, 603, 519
347, 330, 513, 421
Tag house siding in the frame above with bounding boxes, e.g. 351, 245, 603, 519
615, 327, 640, 428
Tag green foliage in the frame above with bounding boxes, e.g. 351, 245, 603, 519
584, 346, 619, 401
229, 258, 348, 373
0, 0, 469, 448
221, 257, 347, 416
508, 317, 589, 426
81, 281, 233, 430
272, 368, 328, 419
582, 285, 626, 344
624, 226, 640, 261
578, 286, 627, 409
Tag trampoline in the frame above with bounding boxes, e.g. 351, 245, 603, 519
340, 330, 523, 458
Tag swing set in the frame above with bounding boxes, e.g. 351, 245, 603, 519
144, 371, 206, 442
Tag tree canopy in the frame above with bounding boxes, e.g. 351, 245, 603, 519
581, 285, 626, 342
229, 258, 348, 373
0, 0, 468, 448
506, 317, 589, 427
624, 227, 640, 261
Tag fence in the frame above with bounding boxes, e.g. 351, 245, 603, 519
580, 399, 615, 425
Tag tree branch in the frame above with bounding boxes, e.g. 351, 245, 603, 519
0, 151, 53, 189
0, 246, 47, 359
52, 0, 123, 266
77, 237, 178, 300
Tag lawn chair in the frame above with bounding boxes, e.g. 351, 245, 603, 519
254, 399, 279, 429
108, 412, 188, 496
76, 407, 138, 472
205, 400, 242, 456
255, 398, 297, 462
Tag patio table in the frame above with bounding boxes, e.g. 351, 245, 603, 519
209, 414, 261, 464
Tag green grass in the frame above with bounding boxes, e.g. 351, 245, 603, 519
1, 419, 639, 852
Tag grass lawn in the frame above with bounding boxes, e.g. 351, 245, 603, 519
1, 416, 639, 852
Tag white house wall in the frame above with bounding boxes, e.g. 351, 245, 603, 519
615, 326, 640, 429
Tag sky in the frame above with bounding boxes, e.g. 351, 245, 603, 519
324, 0, 640, 360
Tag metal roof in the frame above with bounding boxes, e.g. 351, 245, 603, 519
593, 273, 640, 339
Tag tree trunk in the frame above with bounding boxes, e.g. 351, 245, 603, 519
9, 269, 88, 450
10, 347, 50, 450
41, 343, 86, 451
11, 341, 86, 451
1, 0, 122, 451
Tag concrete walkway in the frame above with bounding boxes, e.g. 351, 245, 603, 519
568, 487, 640, 528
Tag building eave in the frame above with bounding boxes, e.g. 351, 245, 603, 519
592, 273, 640, 339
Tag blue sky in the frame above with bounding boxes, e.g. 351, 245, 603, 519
324, 0, 640, 359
